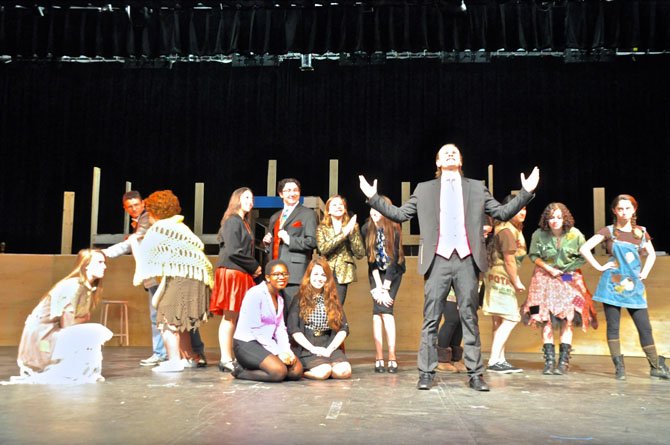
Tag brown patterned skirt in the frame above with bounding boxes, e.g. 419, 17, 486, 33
157, 277, 211, 331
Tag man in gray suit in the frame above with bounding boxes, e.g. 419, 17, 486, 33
262, 178, 317, 317
360, 144, 539, 391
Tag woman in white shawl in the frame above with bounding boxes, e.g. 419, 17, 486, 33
131, 190, 213, 373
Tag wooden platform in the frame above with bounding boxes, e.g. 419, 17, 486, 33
1, 254, 669, 357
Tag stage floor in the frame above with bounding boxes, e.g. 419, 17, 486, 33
1, 347, 669, 445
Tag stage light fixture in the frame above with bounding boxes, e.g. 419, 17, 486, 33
300, 54, 314, 71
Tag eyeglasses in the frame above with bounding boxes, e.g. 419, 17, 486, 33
281, 188, 300, 194
269, 272, 290, 278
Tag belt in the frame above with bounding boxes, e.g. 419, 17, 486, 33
307, 327, 331, 337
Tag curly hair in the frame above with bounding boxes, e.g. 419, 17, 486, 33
296, 258, 344, 331
321, 195, 351, 227
144, 190, 181, 220
538, 202, 575, 233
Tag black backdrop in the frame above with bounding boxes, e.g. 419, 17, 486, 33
1, 57, 669, 254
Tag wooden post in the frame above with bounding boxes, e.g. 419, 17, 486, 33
593, 187, 606, 255
90, 167, 101, 247
329, 159, 339, 198
61, 192, 75, 254
401, 182, 411, 237
487, 164, 494, 194
267, 160, 277, 196
123, 181, 132, 235
194, 182, 205, 236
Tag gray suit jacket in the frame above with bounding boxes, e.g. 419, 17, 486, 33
267, 204, 317, 285
368, 177, 534, 276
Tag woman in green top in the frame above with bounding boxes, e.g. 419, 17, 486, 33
522, 203, 597, 375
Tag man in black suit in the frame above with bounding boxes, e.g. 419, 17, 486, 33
360, 144, 539, 391
263, 178, 317, 316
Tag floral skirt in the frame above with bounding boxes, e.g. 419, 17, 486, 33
522, 267, 597, 331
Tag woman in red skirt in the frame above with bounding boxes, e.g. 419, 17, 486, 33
210, 187, 262, 372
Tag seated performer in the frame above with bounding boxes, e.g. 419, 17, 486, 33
232, 260, 303, 382
12, 249, 112, 384
286, 258, 352, 380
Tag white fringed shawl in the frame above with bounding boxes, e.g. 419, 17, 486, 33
133, 215, 214, 288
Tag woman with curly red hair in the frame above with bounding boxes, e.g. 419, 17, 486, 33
580, 194, 668, 380
286, 258, 352, 379
131, 190, 213, 373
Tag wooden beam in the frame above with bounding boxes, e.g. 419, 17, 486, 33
194, 182, 205, 236
61, 192, 75, 254
593, 187, 606, 255
90, 167, 101, 247
123, 181, 132, 235
267, 160, 277, 196
329, 159, 338, 197
487, 164, 494, 194
401, 182, 411, 237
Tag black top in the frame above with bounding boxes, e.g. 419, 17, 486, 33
286, 294, 349, 354
215, 214, 259, 275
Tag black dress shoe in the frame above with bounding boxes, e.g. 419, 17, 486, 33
468, 375, 490, 392
417, 373, 433, 390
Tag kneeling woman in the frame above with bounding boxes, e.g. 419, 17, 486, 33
14, 249, 112, 384
287, 258, 352, 380
232, 260, 303, 382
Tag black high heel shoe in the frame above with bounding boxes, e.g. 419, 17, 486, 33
387, 360, 398, 373
375, 359, 386, 373
218, 360, 236, 372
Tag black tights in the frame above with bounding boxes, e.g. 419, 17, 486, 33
438, 300, 463, 348
603, 303, 654, 348
235, 354, 303, 383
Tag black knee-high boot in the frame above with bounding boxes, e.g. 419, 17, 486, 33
644, 345, 670, 380
612, 355, 626, 380
554, 343, 571, 375
542, 344, 555, 375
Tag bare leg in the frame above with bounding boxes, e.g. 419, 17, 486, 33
178, 329, 195, 360
218, 310, 239, 363
382, 314, 397, 361
304, 363, 333, 380
559, 319, 573, 344
489, 318, 517, 365
331, 361, 352, 379
542, 322, 554, 344
373, 315, 384, 360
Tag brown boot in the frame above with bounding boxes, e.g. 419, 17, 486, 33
436, 347, 457, 372
451, 346, 467, 373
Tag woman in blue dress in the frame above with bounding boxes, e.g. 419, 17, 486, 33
580, 194, 668, 380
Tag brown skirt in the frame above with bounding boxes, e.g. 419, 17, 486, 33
210, 267, 255, 314
157, 277, 210, 332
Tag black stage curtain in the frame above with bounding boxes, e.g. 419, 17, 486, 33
1, 58, 669, 254
1, 1, 670, 57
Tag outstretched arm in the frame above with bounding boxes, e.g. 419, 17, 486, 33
520, 166, 540, 193
359, 175, 378, 198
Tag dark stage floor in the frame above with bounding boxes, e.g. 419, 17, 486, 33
1, 347, 669, 445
